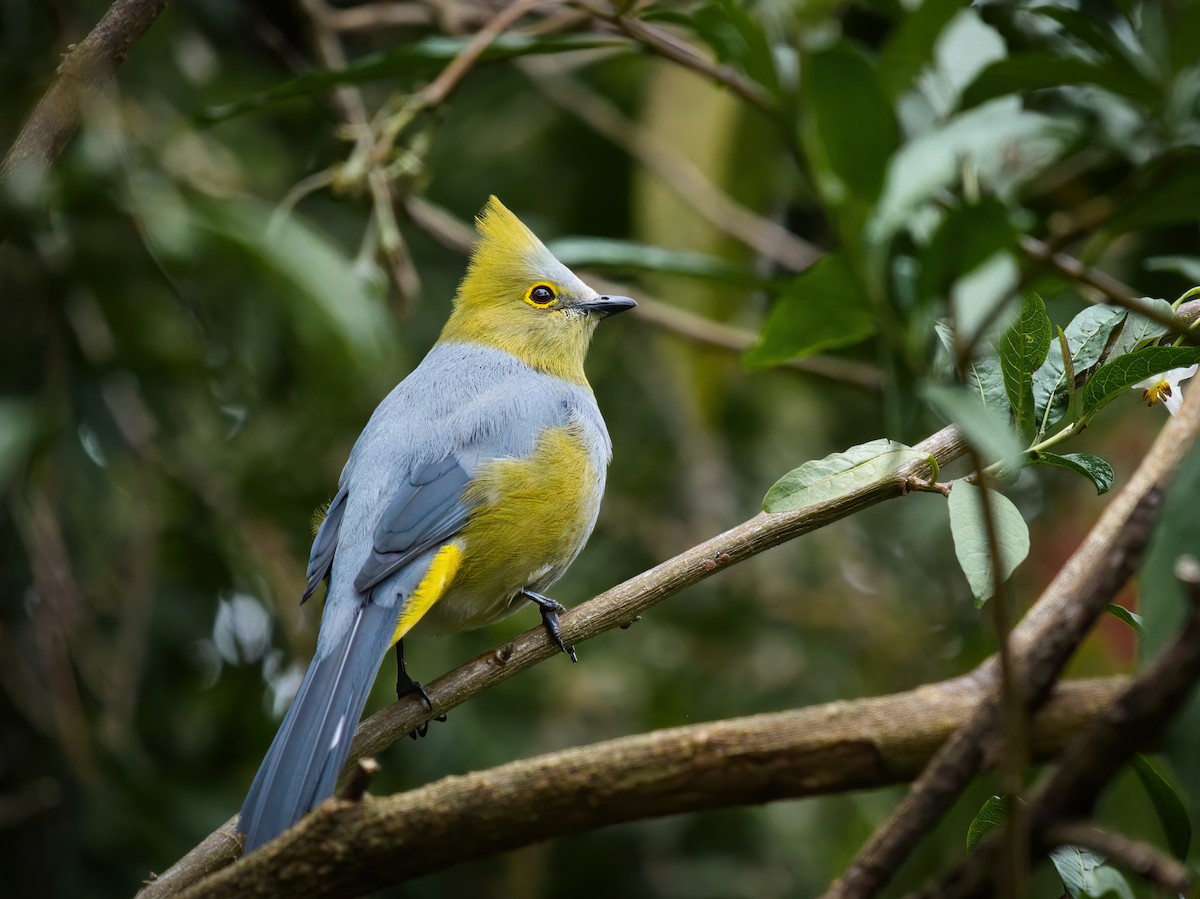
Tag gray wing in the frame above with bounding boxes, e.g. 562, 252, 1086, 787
301, 485, 349, 603
352, 455, 473, 594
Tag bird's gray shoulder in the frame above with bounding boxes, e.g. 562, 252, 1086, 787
343, 342, 610, 481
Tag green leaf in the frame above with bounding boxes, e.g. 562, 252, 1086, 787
925, 383, 1024, 467
1032, 5, 1160, 88
1146, 255, 1200, 283
934, 321, 1008, 416
745, 253, 876, 367
953, 254, 1021, 348
546, 238, 773, 287
913, 9, 1006, 117
1050, 845, 1135, 899
202, 34, 625, 121
916, 200, 1020, 316
1131, 755, 1192, 860
192, 199, 392, 363
1106, 604, 1145, 638
998, 293, 1052, 437
877, 0, 965, 97
801, 43, 899, 237
691, 0, 783, 101
763, 439, 931, 513
961, 55, 1160, 110
869, 102, 1077, 248
1033, 305, 1127, 435
1105, 297, 1175, 359
966, 795, 1007, 850
1031, 452, 1115, 495
1081, 345, 1200, 418
947, 481, 1030, 605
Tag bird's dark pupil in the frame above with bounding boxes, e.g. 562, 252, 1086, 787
532, 286, 553, 303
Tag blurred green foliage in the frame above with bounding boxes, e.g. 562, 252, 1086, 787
3, 0, 1200, 897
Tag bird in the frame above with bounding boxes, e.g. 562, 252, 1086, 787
237, 196, 636, 853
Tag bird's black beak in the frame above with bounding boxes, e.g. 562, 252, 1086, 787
579, 295, 637, 318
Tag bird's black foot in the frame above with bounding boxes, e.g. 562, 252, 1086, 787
521, 588, 578, 663
395, 641, 447, 740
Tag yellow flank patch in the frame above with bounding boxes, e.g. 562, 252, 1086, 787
391, 543, 463, 645
449, 424, 598, 609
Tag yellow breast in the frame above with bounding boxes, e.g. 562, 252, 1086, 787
417, 423, 602, 635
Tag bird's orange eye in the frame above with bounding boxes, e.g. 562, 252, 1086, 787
526, 285, 557, 308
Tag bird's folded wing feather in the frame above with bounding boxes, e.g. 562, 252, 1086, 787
300, 367, 594, 608
353, 455, 474, 594
302, 485, 349, 602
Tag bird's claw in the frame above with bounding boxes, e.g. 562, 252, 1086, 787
395, 641, 446, 739
521, 589, 578, 662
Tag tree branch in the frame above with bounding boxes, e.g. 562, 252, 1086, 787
1018, 235, 1198, 341
518, 56, 821, 273
136, 424, 966, 897
178, 678, 1127, 899
579, 0, 774, 115
913, 556, 1200, 898
824, 385, 1200, 898
0, 0, 168, 192
1042, 822, 1192, 896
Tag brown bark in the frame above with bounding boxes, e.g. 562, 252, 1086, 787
1, 0, 168, 190
176, 678, 1127, 899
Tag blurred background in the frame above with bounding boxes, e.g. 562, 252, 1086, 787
2, 0, 1199, 896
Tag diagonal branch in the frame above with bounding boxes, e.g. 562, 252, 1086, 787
913, 556, 1200, 899
1018, 235, 1198, 341
136, 425, 967, 898
518, 57, 820, 273
0, 0, 167, 192
824, 383, 1200, 899
578, 0, 774, 115
1041, 822, 1192, 896
179, 677, 1127, 899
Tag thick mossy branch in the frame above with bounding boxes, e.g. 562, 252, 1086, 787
178, 678, 1126, 899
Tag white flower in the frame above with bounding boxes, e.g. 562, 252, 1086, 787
1131, 364, 1198, 415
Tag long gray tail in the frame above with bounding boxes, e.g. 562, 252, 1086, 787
239, 601, 395, 853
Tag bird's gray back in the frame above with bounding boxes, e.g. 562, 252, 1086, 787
314, 342, 610, 651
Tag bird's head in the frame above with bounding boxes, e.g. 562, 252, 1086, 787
439, 196, 636, 384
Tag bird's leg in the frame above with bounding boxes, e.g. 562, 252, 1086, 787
520, 588, 578, 663
394, 640, 446, 740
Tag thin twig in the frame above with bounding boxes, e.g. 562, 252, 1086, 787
1019, 235, 1197, 340
579, 0, 774, 114
307, 0, 439, 32
518, 56, 821, 272
336, 758, 381, 803
592, 274, 884, 391
423, 0, 547, 107
1043, 822, 1191, 896
298, 0, 369, 127
967, 460, 1029, 899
